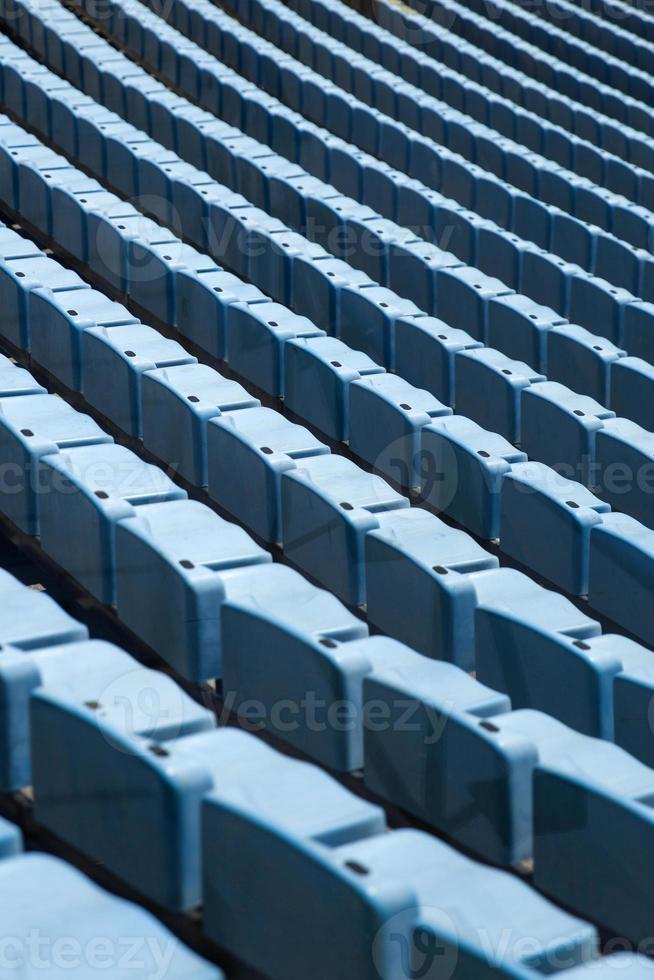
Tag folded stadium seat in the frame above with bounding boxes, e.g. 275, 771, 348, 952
594, 417, 654, 529
567, 273, 636, 348
141, 362, 259, 488
207, 406, 329, 545
225, 300, 323, 398
3, 631, 213, 791
622, 300, 654, 364
84, 210, 177, 295
220, 561, 369, 767
486, 293, 567, 374
520, 382, 615, 487
471, 567, 613, 736
394, 315, 482, 407
291, 255, 372, 336
499, 460, 610, 595
281, 453, 409, 605
80, 324, 197, 437
435, 265, 514, 342
0, 393, 112, 536
115, 498, 271, 680
547, 323, 626, 407
30, 653, 216, 908
0, 852, 224, 978
126, 239, 215, 326
420, 415, 526, 538
454, 347, 545, 444
283, 335, 384, 442
37, 442, 186, 605
589, 512, 654, 643
0, 351, 45, 397
348, 372, 451, 488
0, 254, 89, 351
175, 265, 267, 361
338, 283, 422, 369
364, 507, 498, 668
610, 356, 654, 433
27, 286, 138, 393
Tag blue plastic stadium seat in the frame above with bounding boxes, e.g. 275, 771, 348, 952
1, 634, 195, 791
281, 453, 409, 604
115, 498, 270, 679
454, 347, 545, 443
500, 460, 610, 595
127, 240, 215, 326
348, 373, 451, 487
394, 315, 481, 407
622, 300, 654, 363
387, 238, 462, 313
527, 710, 654, 946
27, 286, 138, 392
284, 335, 384, 442
589, 512, 654, 644
0, 566, 88, 652
365, 507, 497, 668
291, 254, 372, 336
520, 382, 615, 487
31, 661, 215, 909
420, 415, 526, 538
610, 356, 654, 433
207, 406, 329, 544
472, 565, 618, 740
0, 393, 112, 535
363, 651, 516, 857
435, 265, 514, 342
487, 293, 566, 374
0, 256, 89, 352
81, 323, 196, 437
37, 442, 186, 604
0, 353, 44, 397
594, 418, 654, 529
221, 562, 369, 767
141, 362, 259, 487
547, 323, 626, 407
0, 853, 224, 978
176, 265, 267, 360
226, 300, 323, 398
339, 283, 421, 368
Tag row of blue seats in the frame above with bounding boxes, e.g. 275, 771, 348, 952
5, 536, 654, 953
401, 0, 654, 139
8, 32, 654, 552
6, 0, 654, 958
6, 57, 654, 645
457, 0, 654, 106
499, 0, 654, 80
348, 0, 654, 177
5, 574, 653, 977
240, 0, 654, 216
158, 0, 654, 257
16, 0, 654, 372
10, 5, 654, 498
586, 0, 654, 44
78, 0, 654, 347
0, 817, 225, 978
5, 121, 654, 778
